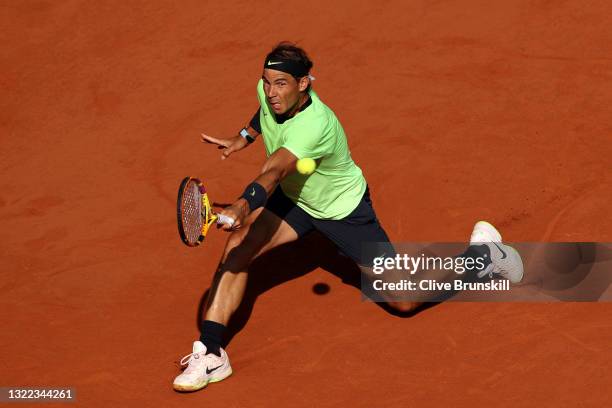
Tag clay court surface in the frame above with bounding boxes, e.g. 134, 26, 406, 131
1, 1, 611, 406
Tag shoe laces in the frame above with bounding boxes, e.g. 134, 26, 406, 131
180, 350, 221, 374
476, 243, 509, 279
180, 351, 207, 369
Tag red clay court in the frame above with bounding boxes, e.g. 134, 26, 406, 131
1, 1, 611, 406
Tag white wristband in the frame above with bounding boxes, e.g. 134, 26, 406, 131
240, 128, 255, 144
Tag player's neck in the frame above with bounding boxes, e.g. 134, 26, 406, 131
275, 93, 311, 125
286, 93, 310, 118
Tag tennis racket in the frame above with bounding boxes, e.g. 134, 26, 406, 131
177, 177, 235, 246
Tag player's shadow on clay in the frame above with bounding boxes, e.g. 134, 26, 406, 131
196, 232, 439, 345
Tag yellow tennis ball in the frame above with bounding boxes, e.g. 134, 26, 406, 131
296, 158, 316, 175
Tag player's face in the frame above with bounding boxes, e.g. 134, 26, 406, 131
262, 69, 308, 115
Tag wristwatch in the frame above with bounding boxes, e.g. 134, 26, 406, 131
240, 128, 256, 144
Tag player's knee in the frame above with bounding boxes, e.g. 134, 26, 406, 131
223, 228, 267, 268
387, 301, 420, 313
226, 229, 246, 251
226, 224, 262, 256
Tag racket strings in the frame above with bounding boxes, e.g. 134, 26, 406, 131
181, 181, 203, 244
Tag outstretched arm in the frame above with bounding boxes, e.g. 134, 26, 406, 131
201, 125, 260, 160
201, 108, 262, 159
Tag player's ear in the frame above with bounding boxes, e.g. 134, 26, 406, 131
298, 76, 309, 92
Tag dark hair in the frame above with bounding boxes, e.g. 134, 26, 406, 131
265, 42, 313, 91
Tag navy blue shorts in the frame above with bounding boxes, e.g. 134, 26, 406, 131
264, 186, 395, 267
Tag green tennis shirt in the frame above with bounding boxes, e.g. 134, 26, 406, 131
256, 79, 366, 219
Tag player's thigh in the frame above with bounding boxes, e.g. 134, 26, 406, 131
223, 208, 299, 266
312, 193, 395, 267
251, 208, 300, 257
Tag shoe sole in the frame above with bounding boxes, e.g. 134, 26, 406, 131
173, 369, 233, 392
504, 244, 524, 283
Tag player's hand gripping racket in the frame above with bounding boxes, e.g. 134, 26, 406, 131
177, 177, 235, 246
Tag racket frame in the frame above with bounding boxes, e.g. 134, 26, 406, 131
177, 177, 218, 247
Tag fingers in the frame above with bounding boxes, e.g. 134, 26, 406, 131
217, 214, 235, 227
222, 222, 240, 231
220, 219, 241, 231
217, 213, 240, 231
221, 145, 237, 160
201, 133, 245, 160
201, 133, 228, 147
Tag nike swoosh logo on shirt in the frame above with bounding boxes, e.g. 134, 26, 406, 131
493, 242, 507, 259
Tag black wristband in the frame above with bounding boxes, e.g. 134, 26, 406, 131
240, 182, 267, 211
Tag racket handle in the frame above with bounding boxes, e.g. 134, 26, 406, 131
216, 214, 235, 227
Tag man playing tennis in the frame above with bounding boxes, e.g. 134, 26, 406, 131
173, 42, 523, 392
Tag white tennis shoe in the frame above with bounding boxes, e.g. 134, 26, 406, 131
470, 220, 502, 243
173, 341, 232, 392
470, 221, 524, 284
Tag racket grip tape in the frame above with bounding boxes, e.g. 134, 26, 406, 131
216, 214, 235, 227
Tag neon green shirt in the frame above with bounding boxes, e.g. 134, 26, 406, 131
256, 79, 366, 219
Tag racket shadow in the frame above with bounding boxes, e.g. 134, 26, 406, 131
196, 233, 440, 346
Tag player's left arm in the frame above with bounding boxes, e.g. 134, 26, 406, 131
218, 148, 297, 230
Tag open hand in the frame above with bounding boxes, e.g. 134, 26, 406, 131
201, 133, 248, 160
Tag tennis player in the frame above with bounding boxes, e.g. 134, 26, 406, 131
173, 42, 523, 392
